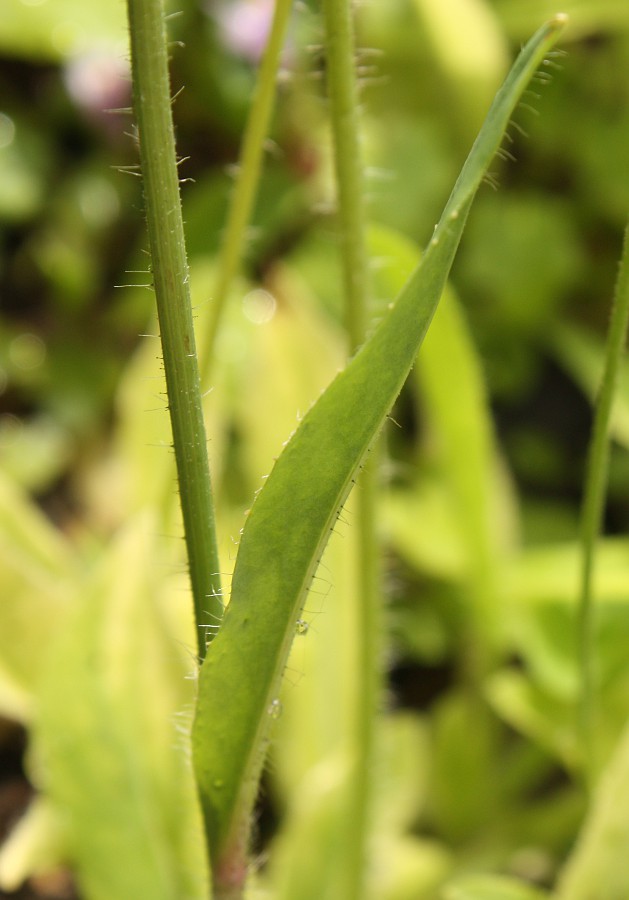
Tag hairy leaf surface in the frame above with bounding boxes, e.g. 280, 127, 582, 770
193, 16, 567, 870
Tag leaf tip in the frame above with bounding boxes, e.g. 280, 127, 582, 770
551, 13, 569, 30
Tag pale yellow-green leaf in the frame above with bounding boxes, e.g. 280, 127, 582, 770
486, 670, 580, 771
551, 321, 629, 450
371, 835, 451, 900
382, 475, 468, 582
443, 872, 549, 900
266, 752, 356, 900
0, 798, 67, 893
508, 538, 629, 606
370, 223, 517, 647
33, 514, 209, 900
557, 718, 629, 899
0, 0, 129, 60
493, 0, 629, 40
0, 470, 76, 720
233, 263, 345, 494
412, 0, 509, 138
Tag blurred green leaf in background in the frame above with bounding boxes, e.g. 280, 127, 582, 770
0, 1, 629, 898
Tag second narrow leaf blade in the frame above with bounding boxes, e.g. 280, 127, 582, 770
193, 15, 567, 871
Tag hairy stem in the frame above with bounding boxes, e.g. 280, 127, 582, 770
322, 0, 381, 894
127, 0, 222, 659
200, 0, 293, 387
323, 0, 370, 346
578, 220, 629, 785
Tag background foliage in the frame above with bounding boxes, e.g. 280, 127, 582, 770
0, 1, 628, 898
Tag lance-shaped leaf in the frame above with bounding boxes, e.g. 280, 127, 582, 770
192, 15, 567, 882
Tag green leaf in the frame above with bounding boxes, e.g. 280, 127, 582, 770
430, 690, 501, 842
0, 470, 76, 721
486, 670, 580, 771
266, 716, 448, 900
232, 270, 344, 493
557, 718, 629, 899
551, 320, 629, 450
0, 798, 66, 893
265, 752, 357, 900
493, 0, 629, 40
371, 836, 451, 900
411, 0, 509, 141
509, 538, 629, 606
193, 16, 567, 873
269, 782, 450, 900
34, 515, 209, 900
0, 0, 127, 61
417, 293, 513, 643
369, 222, 516, 647
443, 873, 549, 900
383, 477, 468, 582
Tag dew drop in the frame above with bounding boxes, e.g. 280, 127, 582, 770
295, 619, 309, 636
242, 288, 276, 325
267, 698, 282, 719
213, 778, 224, 790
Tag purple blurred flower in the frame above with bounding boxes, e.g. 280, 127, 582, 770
63, 51, 131, 132
212, 0, 276, 63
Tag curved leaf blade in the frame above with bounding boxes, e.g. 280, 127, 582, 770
193, 15, 567, 873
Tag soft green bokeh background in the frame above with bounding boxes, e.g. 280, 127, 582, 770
1, 1, 629, 898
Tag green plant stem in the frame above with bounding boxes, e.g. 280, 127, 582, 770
578, 219, 629, 785
200, 0, 292, 388
322, 0, 380, 894
127, 0, 222, 660
322, 0, 370, 346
